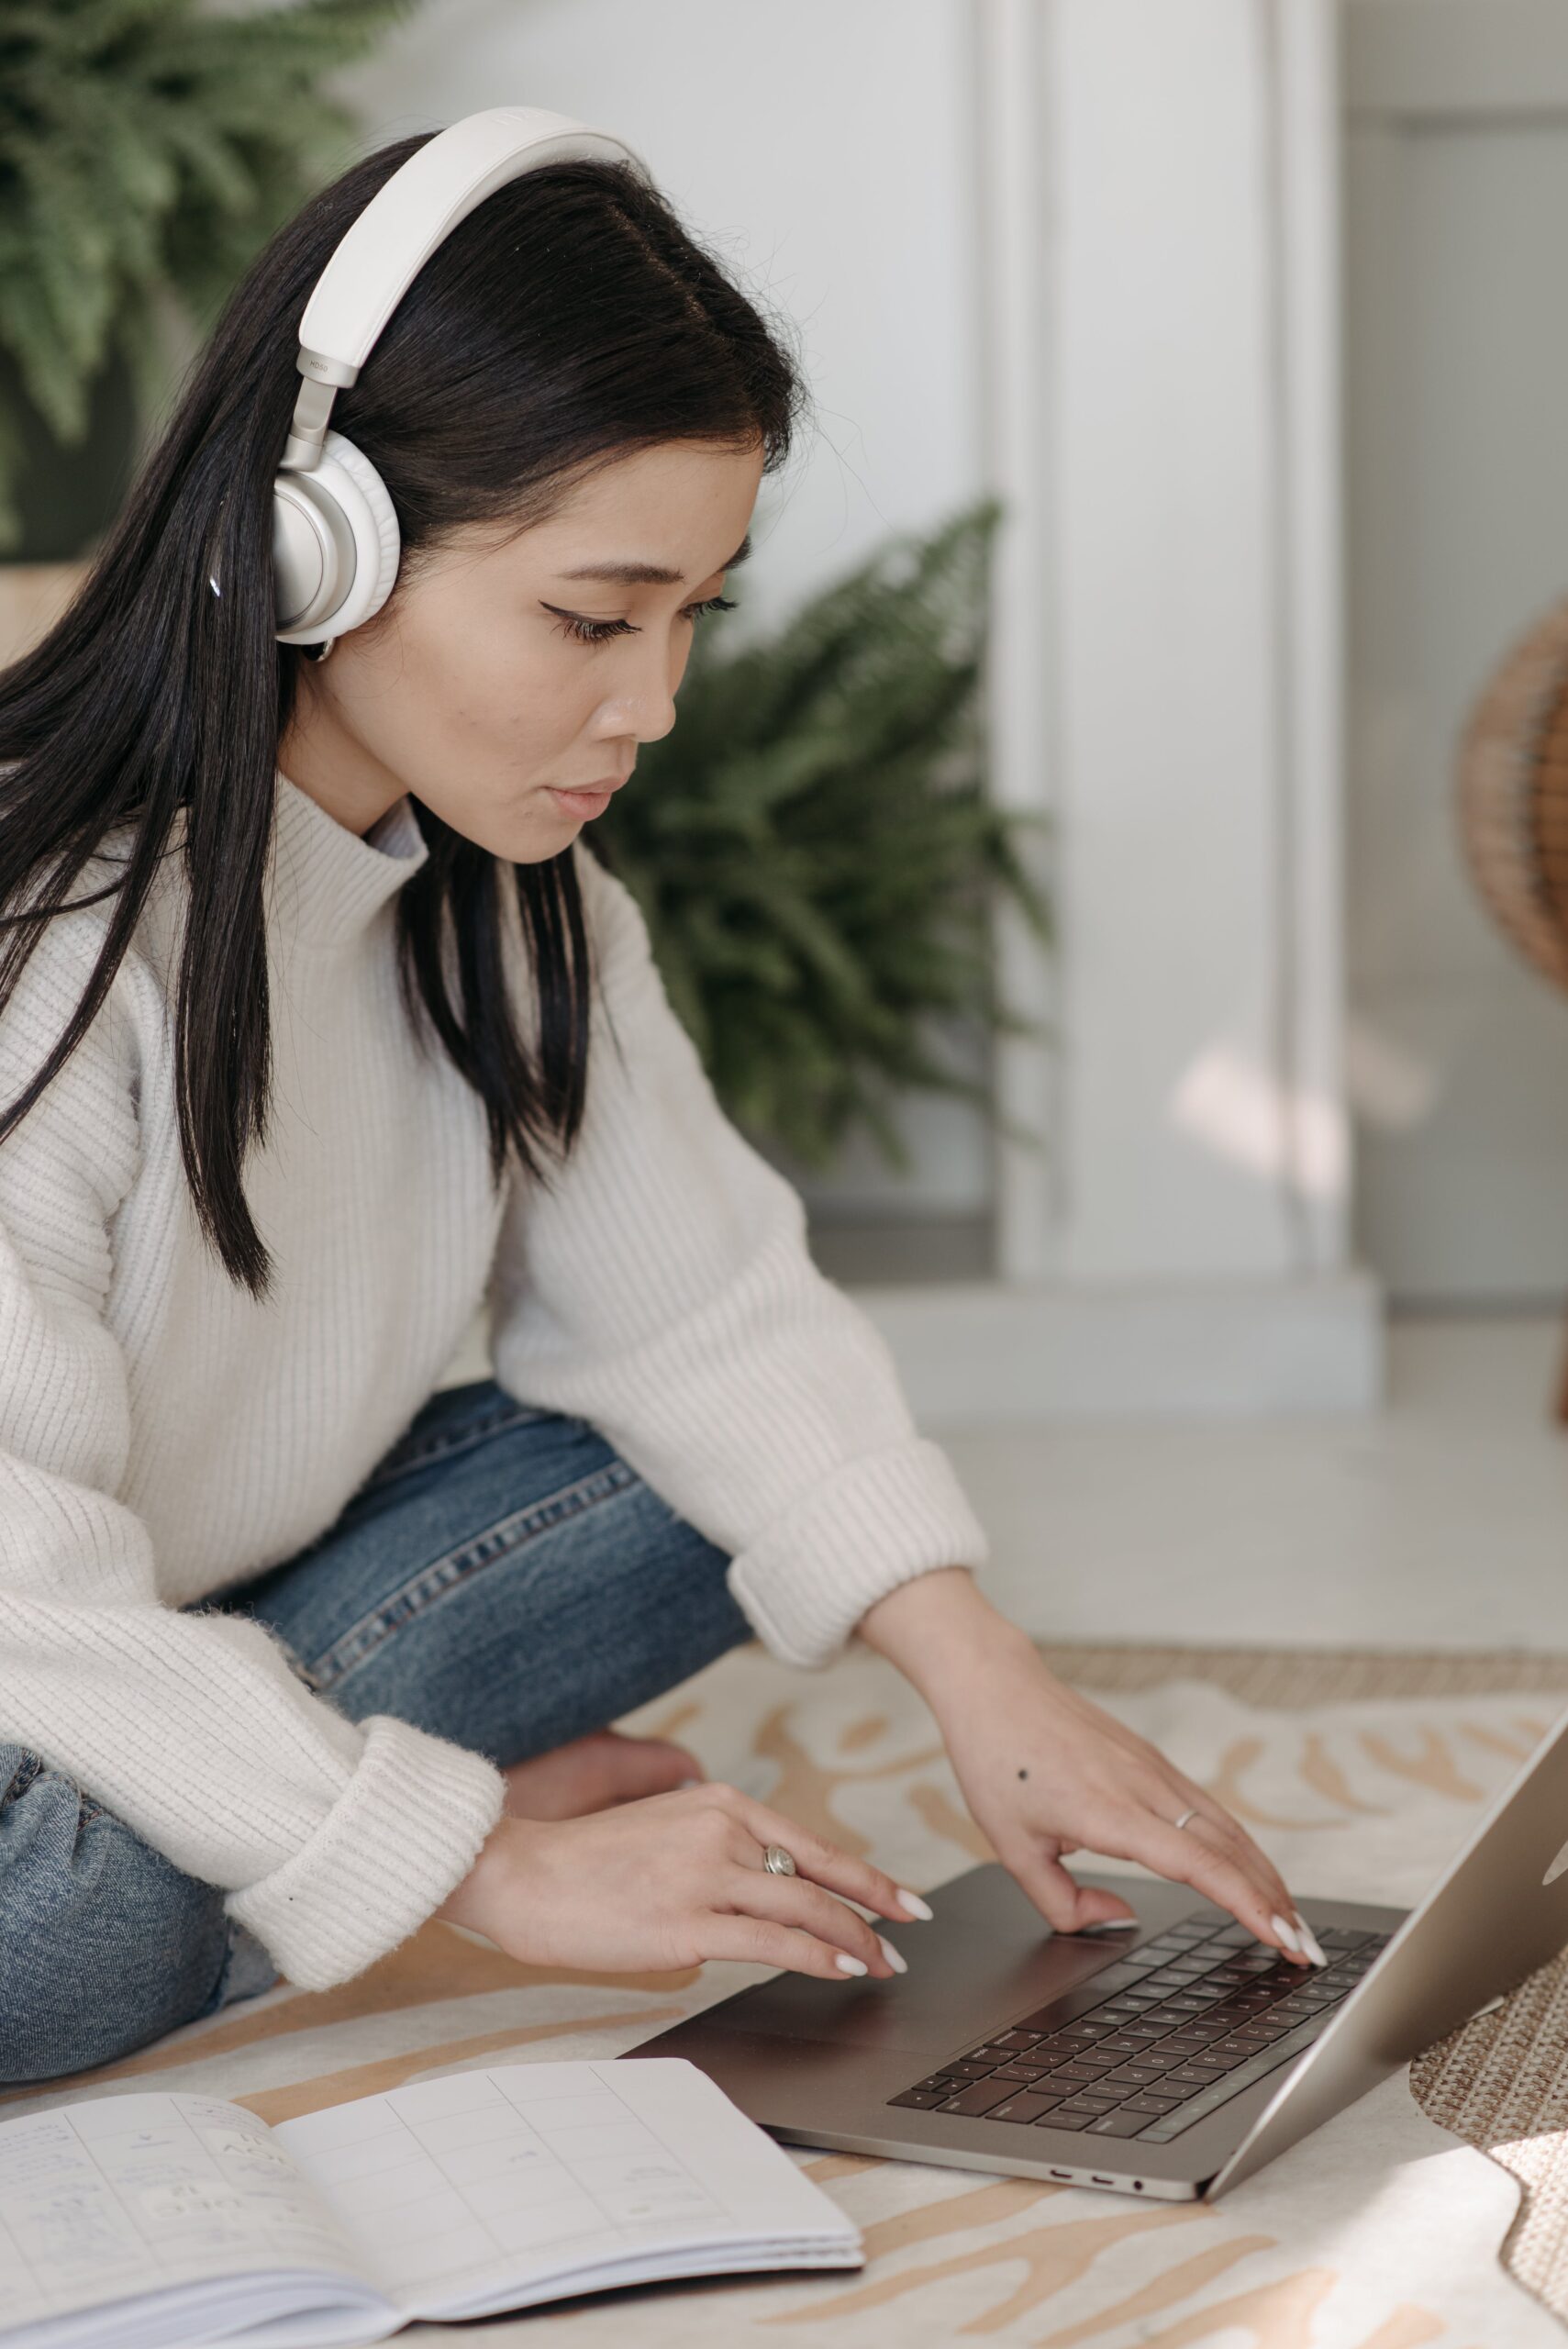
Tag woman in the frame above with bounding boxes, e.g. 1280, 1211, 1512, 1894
0, 128, 1320, 2084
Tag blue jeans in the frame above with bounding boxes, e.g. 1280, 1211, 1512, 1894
0, 1382, 751, 2086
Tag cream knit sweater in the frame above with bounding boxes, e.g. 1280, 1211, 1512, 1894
0, 772, 987, 1992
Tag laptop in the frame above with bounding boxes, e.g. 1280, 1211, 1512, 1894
629, 1693, 1568, 2200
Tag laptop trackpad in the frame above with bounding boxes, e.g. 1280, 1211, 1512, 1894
696, 1864, 1131, 2053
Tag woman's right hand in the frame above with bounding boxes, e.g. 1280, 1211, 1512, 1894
434, 1779, 922, 1981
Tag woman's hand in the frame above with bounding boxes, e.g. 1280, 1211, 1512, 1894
435, 1779, 924, 1981
858, 1568, 1327, 1967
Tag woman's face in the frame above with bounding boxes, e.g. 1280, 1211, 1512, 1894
276, 436, 765, 858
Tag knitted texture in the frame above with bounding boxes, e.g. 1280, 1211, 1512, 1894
0, 772, 987, 1989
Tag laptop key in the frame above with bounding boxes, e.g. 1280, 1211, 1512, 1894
1054, 2095, 1121, 2117
1137, 2010, 1337, 2142
1089, 2109, 1154, 2137
987, 2092, 1066, 2124
1040, 2110, 1095, 2130
1121, 2091, 1184, 2113
889, 2089, 949, 2110
939, 2080, 1020, 2117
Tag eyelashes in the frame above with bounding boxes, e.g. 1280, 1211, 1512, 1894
546, 595, 738, 646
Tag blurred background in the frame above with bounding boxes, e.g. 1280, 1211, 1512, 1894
10, 0, 1568, 1651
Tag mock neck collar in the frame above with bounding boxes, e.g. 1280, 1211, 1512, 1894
267, 768, 429, 946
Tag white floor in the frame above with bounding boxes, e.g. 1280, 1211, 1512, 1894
948, 1315, 1568, 1653
442, 1309, 1568, 1655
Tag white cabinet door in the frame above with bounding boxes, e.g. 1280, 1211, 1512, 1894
1347, 0, 1568, 1302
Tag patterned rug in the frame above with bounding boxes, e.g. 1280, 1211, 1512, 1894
6, 1639, 1568, 2346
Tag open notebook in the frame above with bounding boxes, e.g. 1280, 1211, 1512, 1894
0, 2058, 862, 2347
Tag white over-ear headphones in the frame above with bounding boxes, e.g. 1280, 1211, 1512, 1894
272, 106, 651, 650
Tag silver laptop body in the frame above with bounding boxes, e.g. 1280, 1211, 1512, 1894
629, 1695, 1568, 2199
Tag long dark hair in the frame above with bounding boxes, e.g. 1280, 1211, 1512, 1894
0, 136, 807, 1297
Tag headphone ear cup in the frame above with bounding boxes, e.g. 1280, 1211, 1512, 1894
273, 428, 400, 645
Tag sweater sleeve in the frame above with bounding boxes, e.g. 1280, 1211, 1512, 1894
486, 844, 989, 1670
0, 928, 504, 1992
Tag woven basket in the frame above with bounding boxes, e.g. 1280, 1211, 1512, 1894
1458, 591, 1568, 990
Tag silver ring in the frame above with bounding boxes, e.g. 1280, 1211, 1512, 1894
762, 1843, 796, 1876
1173, 1807, 1198, 1832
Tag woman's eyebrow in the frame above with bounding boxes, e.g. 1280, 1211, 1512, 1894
556, 533, 752, 587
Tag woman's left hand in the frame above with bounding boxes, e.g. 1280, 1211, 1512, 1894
858, 1568, 1323, 1966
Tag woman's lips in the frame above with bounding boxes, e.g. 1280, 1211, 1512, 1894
547, 784, 616, 820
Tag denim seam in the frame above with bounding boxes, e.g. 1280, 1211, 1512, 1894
0, 1753, 43, 1808
0, 1754, 110, 1840
360, 1397, 551, 1493
307, 1457, 639, 1687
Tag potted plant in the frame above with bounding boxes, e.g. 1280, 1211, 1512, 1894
593, 495, 1051, 1181
0, 0, 413, 652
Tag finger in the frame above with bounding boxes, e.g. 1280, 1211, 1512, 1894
1000, 1843, 1140, 1934
1119, 1768, 1299, 1944
721, 1792, 917, 1925
1157, 1765, 1294, 1898
1093, 1805, 1299, 1954
728, 1866, 900, 1976
1153, 1780, 1302, 1937
1173, 1812, 1318, 1965
696, 1911, 886, 1983
1171, 1792, 1296, 1923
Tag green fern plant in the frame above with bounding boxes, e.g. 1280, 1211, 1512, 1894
0, 0, 417, 554
592, 495, 1051, 1170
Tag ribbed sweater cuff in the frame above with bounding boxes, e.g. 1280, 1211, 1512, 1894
726, 1439, 990, 1670
224, 1713, 506, 1991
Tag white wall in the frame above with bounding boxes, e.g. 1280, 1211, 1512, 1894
330, 0, 994, 1223
1040, 0, 1350, 1286
316, 0, 1378, 1413
1344, 0, 1568, 1304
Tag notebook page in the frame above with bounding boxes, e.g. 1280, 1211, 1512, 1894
272, 2059, 861, 2318
0, 2093, 380, 2333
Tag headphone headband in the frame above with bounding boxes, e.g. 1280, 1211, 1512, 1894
280, 106, 651, 472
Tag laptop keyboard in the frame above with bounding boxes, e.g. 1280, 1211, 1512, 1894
888, 1912, 1391, 2144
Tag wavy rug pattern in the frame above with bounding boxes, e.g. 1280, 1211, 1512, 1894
6, 1640, 1568, 2346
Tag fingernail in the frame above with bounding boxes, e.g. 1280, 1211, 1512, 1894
1271, 1913, 1305, 1956
896, 1887, 934, 1920
835, 1953, 868, 1976
877, 1935, 908, 1975
1293, 1914, 1329, 1969
1081, 1916, 1140, 1933
676, 1776, 703, 1789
